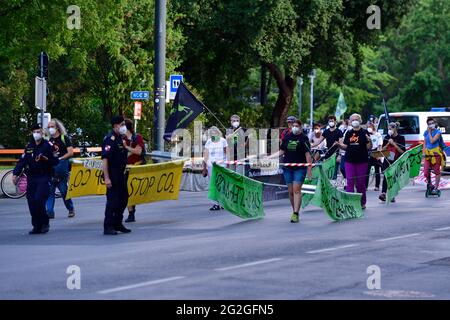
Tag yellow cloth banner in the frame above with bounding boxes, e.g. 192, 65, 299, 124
66, 160, 185, 206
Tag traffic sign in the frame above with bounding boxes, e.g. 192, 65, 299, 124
130, 91, 150, 100
35, 76, 47, 111
134, 101, 142, 120
37, 113, 51, 129
169, 74, 183, 100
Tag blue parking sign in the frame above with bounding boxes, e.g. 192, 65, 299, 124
169, 75, 183, 94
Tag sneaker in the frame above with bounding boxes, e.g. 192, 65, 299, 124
290, 213, 299, 223
209, 204, 221, 211
379, 193, 386, 202
362, 205, 366, 210
68, 210, 75, 218
41, 224, 50, 233
374, 187, 380, 191
390, 197, 396, 203
115, 225, 131, 233
29, 228, 42, 235
47, 212, 55, 219
125, 212, 135, 223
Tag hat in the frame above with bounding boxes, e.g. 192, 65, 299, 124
111, 115, 124, 126
230, 114, 240, 121
287, 116, 297, 122
30, 124, 42, 131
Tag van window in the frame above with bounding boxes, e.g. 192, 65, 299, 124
377, 116, 420, 135
432, 116, 450, 134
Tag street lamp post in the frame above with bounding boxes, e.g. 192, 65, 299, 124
308, 69, 316, 129
154, 0, 166, 151
297, 76, 303, 120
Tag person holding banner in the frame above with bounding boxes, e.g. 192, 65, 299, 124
378, 122, 406, 202
336, 114, 372, 209
267, 119, 312, 223
226, 115, 247, 175
203, 126, 228, 211
101, 116, 131, 235
423, 117, 444, 194
123, 118, 146, 223
46, 118, 76, 219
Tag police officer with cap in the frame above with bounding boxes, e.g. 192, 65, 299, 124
13, 124, 59, 234
101, 116, 131, 235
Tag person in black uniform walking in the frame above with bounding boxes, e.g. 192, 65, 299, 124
101, 116, 131, 235
12, 124, 59, 234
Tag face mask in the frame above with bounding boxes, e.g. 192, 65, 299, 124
339, 125, 345, 132
428, 123, 435, 129
232, 121, 240, 128
367, 128, 373, 134
388, 129, 394, 136
119, 125, 127, 135
314, 129, 320, 134
328, 122, 335, 128
292, 127, 300, 134
351, 120, 360, 128
33, 132, 42, 141
48, 128, 56, 136
211, 136, 219, 142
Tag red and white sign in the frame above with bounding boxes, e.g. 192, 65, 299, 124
414, 169, 450, 190
134, 101, 142, 120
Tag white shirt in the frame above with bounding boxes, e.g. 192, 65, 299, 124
205, 137, 228, 166
369, 132, 383, 150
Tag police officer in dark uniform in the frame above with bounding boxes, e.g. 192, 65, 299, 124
101, 116, 131, 235
13, 124, 59, 234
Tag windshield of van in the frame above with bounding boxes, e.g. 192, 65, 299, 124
377, 115, 420, 135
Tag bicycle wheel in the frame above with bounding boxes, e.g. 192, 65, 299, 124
1, 170, 27, 199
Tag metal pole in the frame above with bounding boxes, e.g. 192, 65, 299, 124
309, 69, 316, 129
297, 76, 303, 119
40, 52, 44, 127
154, 0, 166, 151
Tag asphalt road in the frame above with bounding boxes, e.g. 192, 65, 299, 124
0, 184, 449, 300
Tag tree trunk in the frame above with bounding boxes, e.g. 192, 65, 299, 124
267, 63, 296, 127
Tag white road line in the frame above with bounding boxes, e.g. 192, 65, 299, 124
375, 233, 420, 242
97, 276, 186, 294
434, 226, 450, 231
306, 244, 360, 254
215, 258, 282, 271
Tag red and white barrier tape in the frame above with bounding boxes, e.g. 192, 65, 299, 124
217, 160, 315, 167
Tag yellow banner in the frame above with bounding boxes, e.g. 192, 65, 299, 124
66, 159, 185, 206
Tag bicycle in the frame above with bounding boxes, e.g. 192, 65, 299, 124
1, 169, 27, 199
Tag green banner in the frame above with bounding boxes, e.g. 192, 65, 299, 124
302, 154, 337, 208
208, 163, 264, 219
316, 167, 363, 221
385, 144, 423, 202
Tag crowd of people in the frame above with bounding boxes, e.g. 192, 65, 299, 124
11, 112, 445, 233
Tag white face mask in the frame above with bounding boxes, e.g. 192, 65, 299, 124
428, 123, 435, 129
388, 129, 394, 136
292, 126, 300, 134
367, 127, 373, 134
339, 125, 346, 132
314, 129, 320, 134
48, 127, 56, 136
119, 125, 127, 135
232, 121, 240, 128
351, 120, 360, 128
33, 132, 42, 141
328, 122, 335, 128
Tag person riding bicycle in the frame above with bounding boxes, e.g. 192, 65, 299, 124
423, 117, 444, 194
46, 118, 75, 219
13, 124, 59, 234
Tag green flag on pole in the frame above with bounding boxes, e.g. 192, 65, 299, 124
335, 91, 347, 121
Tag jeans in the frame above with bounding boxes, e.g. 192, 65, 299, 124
345, 162, 368, 206
339, 155, 346, 178
282, 167, 307, 185
46, 160, 74, 214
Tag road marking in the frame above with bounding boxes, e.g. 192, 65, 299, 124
306, 244, 360, 254
97, 276, 186, 294
375, 233, 420, 242
215, 258, 282, 271
434, 226, 450, 231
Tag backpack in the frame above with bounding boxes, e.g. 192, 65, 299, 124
131, 133, 147, 164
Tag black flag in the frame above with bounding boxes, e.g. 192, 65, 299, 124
383, 98, 390, 126
164, 82, 204, 141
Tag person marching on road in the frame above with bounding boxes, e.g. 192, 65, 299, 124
378, 122, 406, 202
123, 118, 146, 223
226, 115, 247, 176
281, 116, 296, 141
46, 118, 76, 219
13, 124, 59, 234
366, 121, 383, 191
101, 116, 131, 235
423, 117, 444, 194
267, 119, 312, 223
203, 126, 228, 211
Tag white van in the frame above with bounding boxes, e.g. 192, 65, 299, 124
377, 111, 450, 168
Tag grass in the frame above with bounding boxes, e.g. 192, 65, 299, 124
0, 166, 14, 170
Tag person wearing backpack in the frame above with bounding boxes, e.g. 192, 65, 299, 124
46, 118, 76, 219
123, 118, 147, 222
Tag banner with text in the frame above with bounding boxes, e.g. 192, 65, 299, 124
384, 144, 422, 202
208, 163, 264, 219
66, 159, 185, 206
